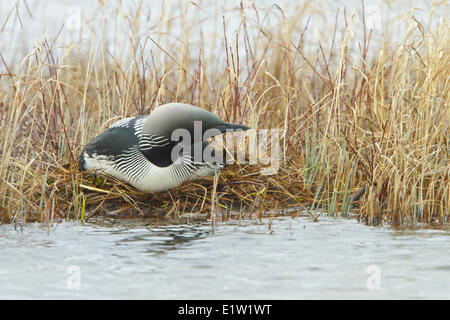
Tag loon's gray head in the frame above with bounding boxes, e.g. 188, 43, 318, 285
139, 103, 250, 167
141, 103, 249, 139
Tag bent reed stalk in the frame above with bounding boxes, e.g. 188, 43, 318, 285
0, 1, 448, 226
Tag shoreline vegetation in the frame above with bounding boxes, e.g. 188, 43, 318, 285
0, 1, 448, 226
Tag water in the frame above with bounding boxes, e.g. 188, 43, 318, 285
0, 215, 448, 299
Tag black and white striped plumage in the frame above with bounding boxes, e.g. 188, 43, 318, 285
79, 103, 250, 192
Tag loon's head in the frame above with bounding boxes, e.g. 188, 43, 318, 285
141, 103, 250, 141
138, 103, 250, 167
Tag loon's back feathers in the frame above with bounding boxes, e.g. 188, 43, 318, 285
83, 116, 146, 158
79, 103, 250, 192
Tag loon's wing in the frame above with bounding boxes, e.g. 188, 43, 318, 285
83, 116, 147, 158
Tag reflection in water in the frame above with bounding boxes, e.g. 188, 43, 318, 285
80, 216, 212, 255
0, 216, 448, 299
115, 225, 211, 255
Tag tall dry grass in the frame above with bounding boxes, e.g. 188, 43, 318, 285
0, 1, 448, 226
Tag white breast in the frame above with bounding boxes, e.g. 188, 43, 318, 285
133, 165, 181, 192
82, 150, 186, 192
